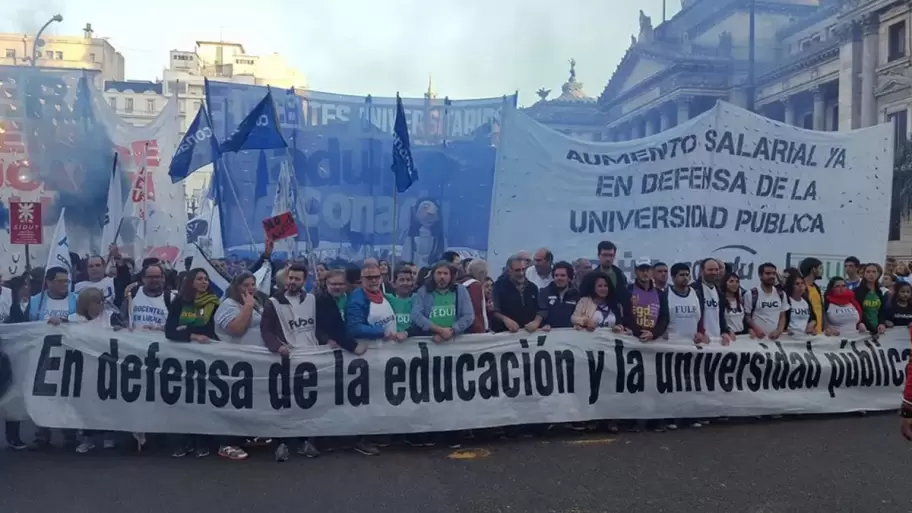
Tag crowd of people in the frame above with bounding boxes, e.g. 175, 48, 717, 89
0, 238, 908, 461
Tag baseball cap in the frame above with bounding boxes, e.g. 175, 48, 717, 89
635, 258, 653, 269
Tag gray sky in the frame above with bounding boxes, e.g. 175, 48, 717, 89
3, 0, 677, 105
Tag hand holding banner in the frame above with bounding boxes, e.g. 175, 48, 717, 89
2, 325, 907, 438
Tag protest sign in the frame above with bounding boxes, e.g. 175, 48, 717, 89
262, 211, 298, 241
1, 324, 907, 437
488, 101, 894, 287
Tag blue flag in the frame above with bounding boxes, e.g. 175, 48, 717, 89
391, 94, 418, 193
254, 151, 269, 200
220, 89, 288, 153
169, 104, 221, 184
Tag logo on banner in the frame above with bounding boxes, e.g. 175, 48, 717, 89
710, 245, 759, 281
256, 115, 269, 127
10, 201, 43, 245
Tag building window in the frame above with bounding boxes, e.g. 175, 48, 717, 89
89, 53, 96, 62
125, 98, 134, 113
888, 109, 908, 241
109, 97, 117, 109
179, 101, 186, 114
4, 49, 14, 58
146, 99, 155, 113
45, 50, 53, 59
802, 113, 813, 130
55, 51, 63, 60
889, 21, 907, 61
166, 80, 188, 95
889, 110, 908, 152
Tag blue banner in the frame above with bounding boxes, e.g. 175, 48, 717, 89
206, 81, 509, 266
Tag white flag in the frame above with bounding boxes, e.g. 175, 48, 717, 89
46, 208, 72, 280
272, 161, 297, 257
253, 265, 272, 295
101, 165, 125, 251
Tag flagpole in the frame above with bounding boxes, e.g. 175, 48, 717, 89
366, 93, 375, 260
221, 97, 259, 254
283, 87, 315, 263
223, 168, 259, 253
141, 143, 149, 258
391, 186, 398, 273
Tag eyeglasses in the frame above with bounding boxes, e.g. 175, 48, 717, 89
362, 275, 382, 281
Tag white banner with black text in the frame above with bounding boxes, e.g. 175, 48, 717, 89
0, 324, 908, 437
488, 101, 894, 287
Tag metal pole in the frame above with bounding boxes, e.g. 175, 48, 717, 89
746, 0, 756, 112
662, 0, 667, 22
31, 14, 63, 66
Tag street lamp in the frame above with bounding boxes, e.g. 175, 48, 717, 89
31, 14, 64, 66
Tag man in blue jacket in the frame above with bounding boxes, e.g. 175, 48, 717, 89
345, 262, 407, 342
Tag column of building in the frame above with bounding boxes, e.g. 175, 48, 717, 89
860, 13, 879, 128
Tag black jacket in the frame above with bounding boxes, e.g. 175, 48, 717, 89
690, 279, 731, 335
492, 274, 540, 331
537, 283, 580, 329
164, 296, 219, 342
853, 282, 887, 331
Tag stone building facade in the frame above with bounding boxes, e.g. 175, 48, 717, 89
598, 0, 912, 256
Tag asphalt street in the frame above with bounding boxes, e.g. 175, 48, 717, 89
1, 414, 910, 513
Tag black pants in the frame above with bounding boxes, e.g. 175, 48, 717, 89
34, 427, 78, 444
5, 421, 21, 442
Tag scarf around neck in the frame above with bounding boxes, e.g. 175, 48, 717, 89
826, 289, 863, 319
181, 291, 220, 326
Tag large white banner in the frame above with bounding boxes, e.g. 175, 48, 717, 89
1, 324, 908, 437
489, 102, 894, 285
89, 90, 186, 263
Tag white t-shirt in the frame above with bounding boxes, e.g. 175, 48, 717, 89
74, 277, 117, 308
525, 267, 553, 289
591, 304, 617, 328
667, 287, 701, 339
0, 286, 12, 324
724, 297, 745, 334
214, 297, 263, 346
40, 295, 73, 321
701, 283, 721, 337
826, 303, 860, 332
367, 297, 397, 336
787, 297, 812, 333
130, 288, 172, 330
744, 287, 787, 334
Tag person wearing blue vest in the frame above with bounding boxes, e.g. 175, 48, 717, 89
29, 266, 77, 324
28, 266, 78, 449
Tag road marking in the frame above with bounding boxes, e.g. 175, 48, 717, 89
562, 437, 617, 446
447, 448, 492, 460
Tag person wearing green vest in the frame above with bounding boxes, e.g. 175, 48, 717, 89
411, 261, 475, 343
385, 266, 417, 334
